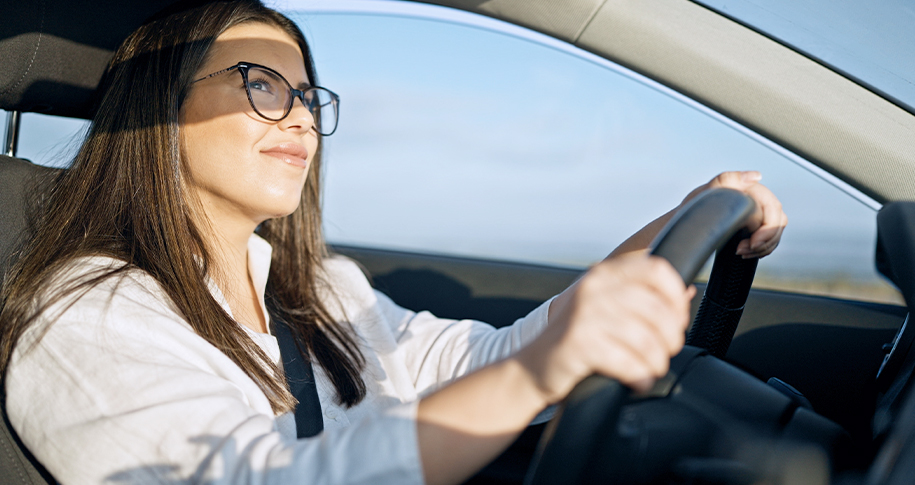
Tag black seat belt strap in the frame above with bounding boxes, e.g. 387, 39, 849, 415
271, 317, 324, 438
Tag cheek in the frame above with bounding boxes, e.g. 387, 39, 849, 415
181, 126, 313, 219
181, 90, 262, 173
179, 95, 315, 220
181, 113, 261, 184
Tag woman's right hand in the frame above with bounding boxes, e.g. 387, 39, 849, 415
416, 253, 692, 485
518, 254, 694, 403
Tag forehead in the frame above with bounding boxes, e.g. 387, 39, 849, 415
204, 22, 308, 83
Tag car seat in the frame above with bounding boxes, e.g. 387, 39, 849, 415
0, 1, 184, 481
0, 155, 57, 484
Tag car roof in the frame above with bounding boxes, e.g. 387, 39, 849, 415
2, 0, 915, 203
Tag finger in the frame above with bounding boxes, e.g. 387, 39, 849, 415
716, 180, 785, 258
583, 257, 691, 377
681, 171, 763, 208
602, 315, 672, 378
707, 171, 762, 191
593, 338, 667, 391
735, 225, 778, 257
748, 225, 783, 257
628, 377, 657, 394
620, 267, 690, 355
749, 210, 786, 249
621, 290, 687, 361
641, 257, 693, 320
746, 198, 786, 256
745, 242, 779, 259
737, 234, 777, 259
639, 256, 688, 298
590, 258, 688, 357
735, 238, 752, 256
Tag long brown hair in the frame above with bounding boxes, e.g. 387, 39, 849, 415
0, 0, 366, 413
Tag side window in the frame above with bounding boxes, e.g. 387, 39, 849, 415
4, 9, 900, 306
2, 112, 87, 168
295, 11, 900, 304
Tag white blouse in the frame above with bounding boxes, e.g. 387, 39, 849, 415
5, 234, 553, 484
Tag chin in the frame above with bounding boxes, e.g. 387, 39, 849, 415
266, 202, 303, 220
246, 199, 301, 224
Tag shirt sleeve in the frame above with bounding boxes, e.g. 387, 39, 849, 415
376, 285, 554, 397
319, 256, 555, 397
5, 270, 424, 485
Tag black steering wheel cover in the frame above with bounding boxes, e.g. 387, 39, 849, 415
687, 229, 759, 359
649, 189, 756, 284
524, 376, 627, 485
525, 188, 756, 484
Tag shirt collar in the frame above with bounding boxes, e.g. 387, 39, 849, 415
205, 233, 274, 333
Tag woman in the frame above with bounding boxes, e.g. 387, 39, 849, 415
0, 1, 786, 484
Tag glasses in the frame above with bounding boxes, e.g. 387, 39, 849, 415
193, 62, 340, 136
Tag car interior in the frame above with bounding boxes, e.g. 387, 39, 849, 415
3, 0, 915, 484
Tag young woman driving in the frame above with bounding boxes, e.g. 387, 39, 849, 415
0, 1, 786, 484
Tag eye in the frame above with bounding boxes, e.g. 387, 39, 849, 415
247, 77, 276, 95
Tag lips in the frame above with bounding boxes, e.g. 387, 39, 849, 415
261, 143, 309, 168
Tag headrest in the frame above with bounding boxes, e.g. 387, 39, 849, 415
0, 0, 181, 119
877, 202, 915, 310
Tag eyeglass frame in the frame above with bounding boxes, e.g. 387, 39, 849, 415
192, 61, 340, 136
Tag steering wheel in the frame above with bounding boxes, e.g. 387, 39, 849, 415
524, 188, 757, 485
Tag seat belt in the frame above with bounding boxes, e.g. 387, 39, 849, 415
271, 317, 324, 438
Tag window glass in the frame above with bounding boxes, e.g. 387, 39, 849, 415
4, 10, 900, 305
293, 11, 900, 304
1, 112, 87, 168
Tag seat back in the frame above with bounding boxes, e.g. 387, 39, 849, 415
1, 1, 186, 481
0, 154, 58, 484
1, 156, 57, 279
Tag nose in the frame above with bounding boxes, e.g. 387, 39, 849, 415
278, 95, 316, 134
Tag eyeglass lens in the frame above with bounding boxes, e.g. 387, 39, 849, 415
245, 66, 338, 135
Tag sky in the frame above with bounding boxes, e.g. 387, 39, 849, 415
4, 1, 894, 296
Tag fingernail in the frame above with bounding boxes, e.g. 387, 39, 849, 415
741, 171, 762, 182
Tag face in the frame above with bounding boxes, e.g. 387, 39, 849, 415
180, 22, 318, 232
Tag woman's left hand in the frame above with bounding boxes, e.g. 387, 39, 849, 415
681, 171, 787, 259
